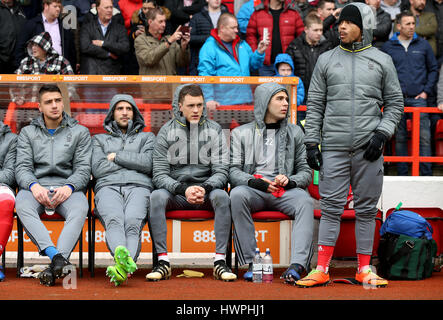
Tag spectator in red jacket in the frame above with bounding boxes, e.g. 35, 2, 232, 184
119, 0, 143, 31
246, 0, 304, 75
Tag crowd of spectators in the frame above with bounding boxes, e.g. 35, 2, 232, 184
0, 0, 442, 172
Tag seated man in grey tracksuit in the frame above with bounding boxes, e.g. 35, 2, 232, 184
229, 82, 314, 282
91, 94, 155, 286
147, 84, 236, 282
15, 84, 91, 286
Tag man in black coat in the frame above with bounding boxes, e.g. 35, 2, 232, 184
15, 0, 77, 71
79, 0, 129, 74
189, 0, 229, 75
0, 0, 26, 73
366, 0, 395, 48
286, 13, 333, 105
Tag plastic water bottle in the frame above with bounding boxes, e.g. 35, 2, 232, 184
262, 248, 273, 283
252, 248, 262, 283
45, 187, 55, 215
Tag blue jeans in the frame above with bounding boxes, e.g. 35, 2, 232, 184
396, 97, 432, 176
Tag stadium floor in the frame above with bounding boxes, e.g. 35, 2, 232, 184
0, 266, 442, 301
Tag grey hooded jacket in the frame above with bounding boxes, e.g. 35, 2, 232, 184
304, 2, 403, 151
91, 94, 155, 192
0, 121, 17, 191
15, 113, 92, 191
152, 84, 228, 194
229, 83, 312, 189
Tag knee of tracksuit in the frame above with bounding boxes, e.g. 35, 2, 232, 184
209, 189, 230, 209
124, 216, 145, 236
149, 190, 170, 215
229, 185, 250, 205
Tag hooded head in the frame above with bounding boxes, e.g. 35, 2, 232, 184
274, 53, 295, 77
172, 84, 207, 126
337, 3, 376, 48
26, 32, 58, 61
105, 94, 145, 134
253, 83, 290, 128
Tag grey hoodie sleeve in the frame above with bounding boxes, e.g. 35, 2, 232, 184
0, 133, 17, 188
114, 132, 155, 175
229, 127, 256, 187
288, 128, 312, 189
304, 54, 327, 146
91, 135, 123, 179
64, 127, 92, 191
375, 55, 404, 139
200, 126, 228, 189
15, 128, 39, 190
152, 125, 181, 193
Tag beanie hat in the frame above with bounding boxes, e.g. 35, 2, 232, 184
337, 4, 363, 30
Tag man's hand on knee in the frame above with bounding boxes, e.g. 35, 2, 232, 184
30, 183, 52, 208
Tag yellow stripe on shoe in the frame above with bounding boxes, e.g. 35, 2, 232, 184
296, 269, 330, 288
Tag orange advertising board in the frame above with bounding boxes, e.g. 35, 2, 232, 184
180, 220, 281, 263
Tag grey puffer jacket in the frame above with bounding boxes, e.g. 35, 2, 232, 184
304, 2, 403, 152
15, 113, 92, 191
152, 84, 228, 194
91, 94, 155, 192
0, 121, 17, 191
229, 83, 312, 189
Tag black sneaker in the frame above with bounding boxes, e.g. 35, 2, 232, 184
213, 260, 237, 281
145, 260, 171, 281
280, 263, 305, 284
51, 253, 72, 278
38, 267, 55, 286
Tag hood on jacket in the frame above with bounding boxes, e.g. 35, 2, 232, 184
338, 2, 376, 49
253, 83, 289, 128
171, 84, 208, 126
31, 111, 78, 130
26, 32, 58, 59
274, 53, 294, 76
104, 94, 146, 134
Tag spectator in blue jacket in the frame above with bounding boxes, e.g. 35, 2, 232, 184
198, 12, 268, 109
236, 0, 257, 38
381, 11, 438, 176
274, 53, 305, 105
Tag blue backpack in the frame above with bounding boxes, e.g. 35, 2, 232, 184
380, 209, 433, 240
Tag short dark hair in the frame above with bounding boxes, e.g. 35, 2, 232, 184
38, 84, 62, 102
317, 0, 334, 9
178, 84, 203, 104
395, 10, 414, 25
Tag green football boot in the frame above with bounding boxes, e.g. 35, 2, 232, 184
114, 246, 137, 274
106, 264, 127, 286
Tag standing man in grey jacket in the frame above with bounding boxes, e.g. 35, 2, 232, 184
91, 94, 155, 286
15, 84, 92, 286
297, 3, 403, 288
147, 84, 236, 282
229, 82, 314, 282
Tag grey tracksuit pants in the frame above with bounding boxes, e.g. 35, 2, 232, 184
15, 190, 88, 259
318, 149, 384, 255
94, 185, 150, 261
230, 186, 314, 268
149, 188, 232, 255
